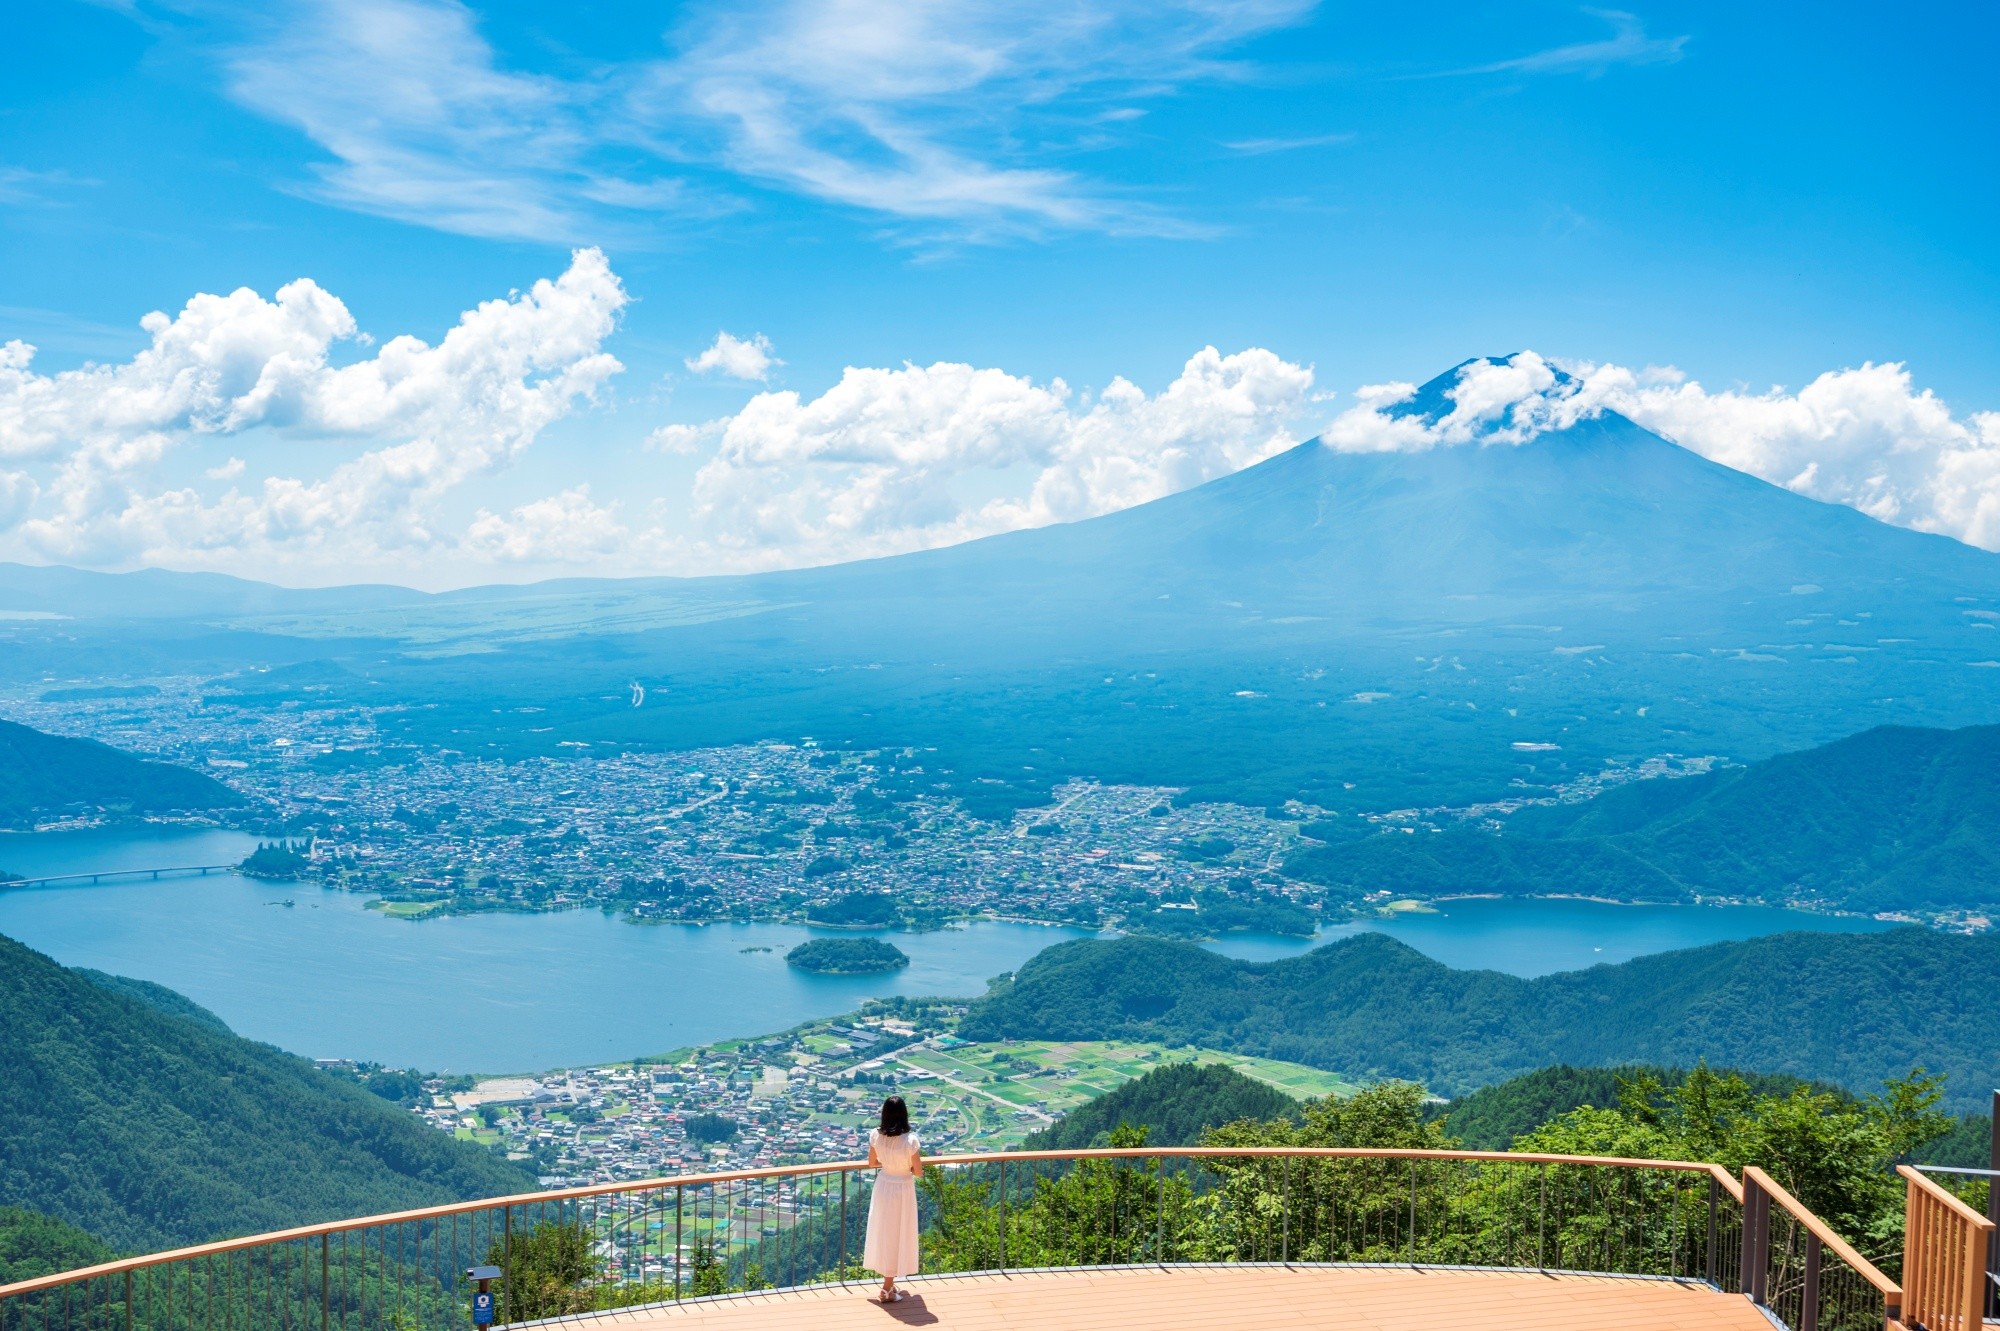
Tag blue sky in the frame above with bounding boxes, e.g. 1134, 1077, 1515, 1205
2, 1, 1996, 587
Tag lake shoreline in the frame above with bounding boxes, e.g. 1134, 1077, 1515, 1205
0, 823, 1913, 1071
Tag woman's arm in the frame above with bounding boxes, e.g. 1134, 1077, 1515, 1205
867, 1139, 880, 1168
910, 1144, 923, 1178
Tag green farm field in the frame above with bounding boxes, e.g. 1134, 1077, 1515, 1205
885, 1039, 1360, 1149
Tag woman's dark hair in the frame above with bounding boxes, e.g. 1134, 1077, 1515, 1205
878, 1095, 910, 1136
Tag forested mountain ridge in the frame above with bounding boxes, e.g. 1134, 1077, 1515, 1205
958, 929, 2000, 1111
0, 933, 532, 1253
0, 719, 246, 829
1289, 723, 2000, 915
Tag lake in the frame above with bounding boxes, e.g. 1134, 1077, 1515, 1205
1208, 896, 1896, 973
0, 825, 1898, 1073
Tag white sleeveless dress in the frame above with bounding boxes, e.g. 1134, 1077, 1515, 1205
862, 1129, 921, 1279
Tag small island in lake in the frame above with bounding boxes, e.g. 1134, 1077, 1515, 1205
239, 839, 313, 880
785, 937, 910, 975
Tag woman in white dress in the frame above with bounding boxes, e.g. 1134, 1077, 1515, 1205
861, 1095, 923, 1303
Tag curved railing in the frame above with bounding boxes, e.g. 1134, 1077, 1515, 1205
1, 1149, 1769, 1330
1742, 1167, 1902, 1331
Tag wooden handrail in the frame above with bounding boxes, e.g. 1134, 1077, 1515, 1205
1899, 1165, 1994, 1331
1899, 1165, 1995, 1231
1743, 1166, 1901, 1299
0, 1147, 1740, 1298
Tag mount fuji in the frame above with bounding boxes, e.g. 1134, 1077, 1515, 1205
7, 357, 1999, 816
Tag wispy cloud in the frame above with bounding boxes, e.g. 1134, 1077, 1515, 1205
1420, 8, 1688, 79
145, 0, 1317, 245
0, 166, 97, 206
1221, 132, 1354, 154
218, 0, 694, 245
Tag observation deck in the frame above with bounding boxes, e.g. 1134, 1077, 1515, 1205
3, 1149, 1987, 1331
574, 1264, 1777, 1331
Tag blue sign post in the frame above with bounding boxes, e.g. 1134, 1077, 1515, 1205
466, 1264, 502, 1328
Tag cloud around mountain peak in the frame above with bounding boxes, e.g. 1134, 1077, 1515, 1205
2, 251, 1998, 584
1323, 351, 2000, 551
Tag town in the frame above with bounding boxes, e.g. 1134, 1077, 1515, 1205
317, 1002, 1357, 1189
2, 677, 1328, 930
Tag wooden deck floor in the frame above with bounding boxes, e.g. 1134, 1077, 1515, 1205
557, 1265, 1777, 1330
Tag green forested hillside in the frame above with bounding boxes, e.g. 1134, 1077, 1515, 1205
1022, 1063, 1301, 1150
0, 933, 533, 1253
959, 929, 2000, 1110
1289, 724, 2000, 915
0, 719, 247, 828
0, 1208, 113, 1285
74, 968, 233, 1032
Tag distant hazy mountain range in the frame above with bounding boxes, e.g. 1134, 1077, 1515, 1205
958, 928, 2000, 1111
0, 718, 246, 831
1291, 722, 2000, 915
8, 359, 2000, 816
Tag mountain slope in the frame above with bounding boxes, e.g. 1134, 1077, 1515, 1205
958, 929, 2000, 1110
0, 719, 247, 829
1289, 722, 2000, 914
0, 933, 532, 1252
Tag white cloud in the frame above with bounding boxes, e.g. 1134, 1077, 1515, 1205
1221, 132, 1355, 154
206, 457, 246, 480
1321, 351, 2000, 551
221, 0, 649, 244
0, 470, 35, 532
687, 345, 1314, 567
0, 249, 627, 573
686, 332, 780, 381
0, 166, 95, 207
465, 486, 629, 564
1433, 9, 1688, 78
138, 0, 1311, 243
647, 419, 727, 455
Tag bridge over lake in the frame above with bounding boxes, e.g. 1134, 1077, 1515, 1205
0, 864, 237, 889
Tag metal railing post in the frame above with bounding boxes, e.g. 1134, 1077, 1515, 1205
1705, 1174, 1719, 1288
1282, 1156, 1291, 1264
1739, 1176, 1756, 1303
1156, 1158, 1165, 1264
1538, 1164, 1547, 1272
674, 1186, 684, 1300
1989, 1089, 1999, 1320
320, 1233, 329, 1331
840, 1172, 849, 1281
1802, 1233, 1821, 1331
1740, 1175, 1768, 1306
999, 1160, 1008, 1272
1407, 1159, 1416, 1264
